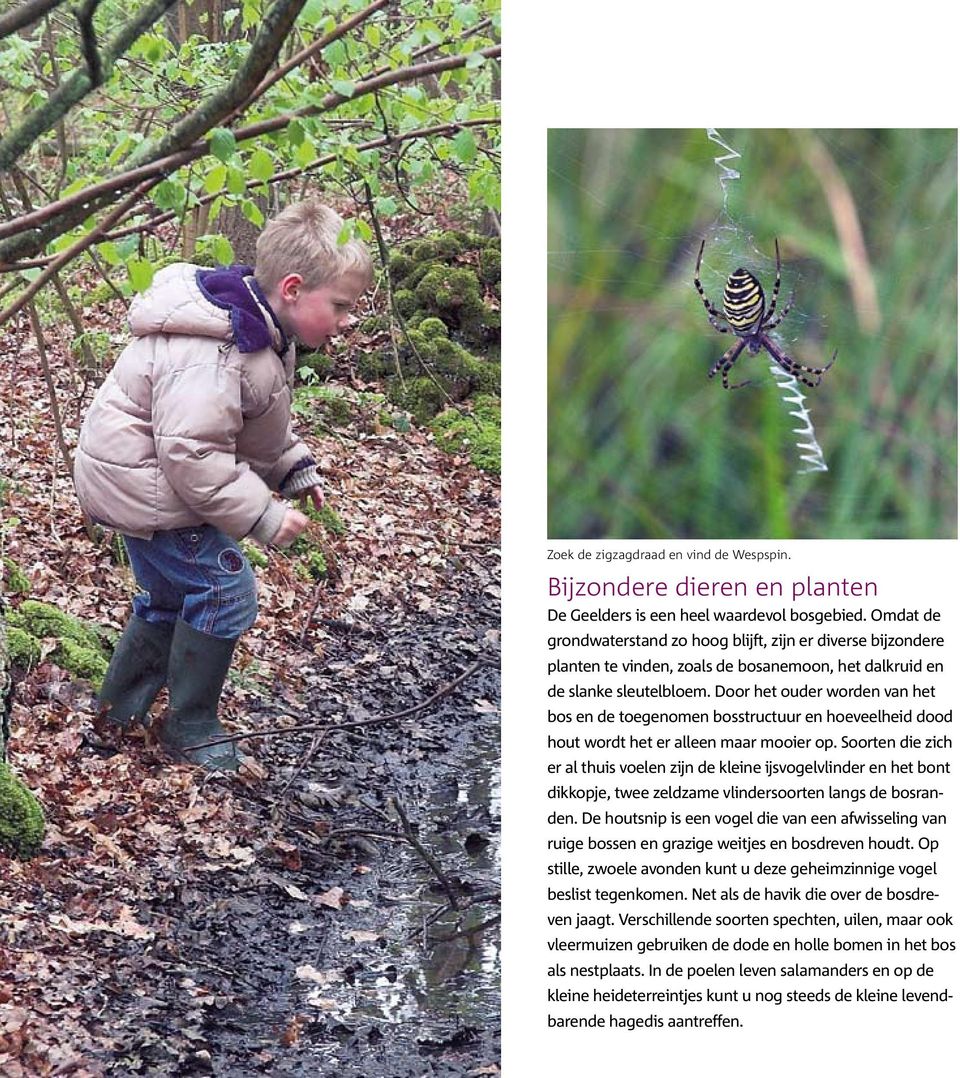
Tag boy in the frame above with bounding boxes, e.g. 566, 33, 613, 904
74, 201, 372, 771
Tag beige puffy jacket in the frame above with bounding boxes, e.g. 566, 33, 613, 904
74, 263, 319, 545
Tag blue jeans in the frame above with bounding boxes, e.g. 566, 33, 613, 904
123, 526, 258, 640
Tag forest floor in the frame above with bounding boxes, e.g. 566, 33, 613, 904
0, 241, 501, 1075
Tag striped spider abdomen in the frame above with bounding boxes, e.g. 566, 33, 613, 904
723, 268, 765, 334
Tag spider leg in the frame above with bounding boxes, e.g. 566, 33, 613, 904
694, 239, 729, 327
765, 237, 783, 319
709, 337, 751, 390
761, 334, 837, 388
763, 290, 794, 332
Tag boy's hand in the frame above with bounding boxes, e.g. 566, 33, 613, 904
300, 485, 324, 512
272, 507, 310, 547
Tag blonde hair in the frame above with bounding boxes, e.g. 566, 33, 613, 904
254, 200, 373, 291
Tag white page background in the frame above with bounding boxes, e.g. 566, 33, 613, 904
501, 4, 959, 1074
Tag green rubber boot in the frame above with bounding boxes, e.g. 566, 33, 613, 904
159, 620, 240, 772
98, 616, 175, 730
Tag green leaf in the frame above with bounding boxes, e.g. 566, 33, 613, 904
248, 149, 274, 183
60, 177, 90, 199
152, 179, 186, 211
301, 0, 326, 23
97, 241, 122, 267
241, 200, 265, 228
354, 219, 373, 242
294, 139, 317, 168
210, 127, 237, 163
452, 127, 478, 164
331, 79, 356, 98
108, 134, 138, 167
323, 40, 347, 65
241, 0, 261, 31
287, 120, 305, 148
454, 3, 480, 25
213, 236, 235, 266
226, 165, 247, 196
127, 258, 154, 293
204, 164, 227, 195
116, 235, 139, 260
374, 196, 398, 216
465, 51, 486, 69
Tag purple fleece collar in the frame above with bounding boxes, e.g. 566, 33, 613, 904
196, 264, 289, 355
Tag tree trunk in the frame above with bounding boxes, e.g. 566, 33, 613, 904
0, 606, 46, 860
218, 189, 277, 266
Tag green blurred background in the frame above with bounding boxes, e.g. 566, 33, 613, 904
547, 129, 957, 539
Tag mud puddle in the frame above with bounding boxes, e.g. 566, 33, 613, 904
111, 605, 501, 1076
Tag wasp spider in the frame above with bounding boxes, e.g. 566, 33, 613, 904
694, 239, 838, 390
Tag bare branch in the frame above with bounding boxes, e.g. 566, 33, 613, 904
0, 0, 180, 173
0, 119, 500, 271
126, 0, 308, 168
0, 44, 501, 263
0, 177, 160, 329
239, 0, 392, 113
0, 0, 67, 40
74, 0, 104, 86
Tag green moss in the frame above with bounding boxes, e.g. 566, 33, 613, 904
314, 387, 353, 427
6, 626, 40, 667
0, 763, 45, 860
376, 231, 500, 423
398, 261, 435, 292
290, 520, 329, 581
478, 247, 501, 286
292, 384, 355, 429
389, 377, 449, 425
241, 542, 269, 569
13, 600, 104, 651
297, 351, 334, 381
430, 395, 501, 474
56, 639, 109, 684
415, 266, 483, 316
356, 351, 393, 380
465, 354, 501, 394
388, 253, 414, 281
394, 288, 417, 318
6, 600, 110, 687
315, 503, 346, 537
294, 549, 328, 582
409, 239, 439, 262
418, 317, 449, 340
2, 556, 31, 595
435, 231, 465, 258
360, 314, 390, 336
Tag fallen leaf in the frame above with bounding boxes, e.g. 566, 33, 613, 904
314, 885, 347, 909
342, 929, 379, 943
239, 756, 268, 781
280, 1014, 305, 1046
295, 965, 342, 985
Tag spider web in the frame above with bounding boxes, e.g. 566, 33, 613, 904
705, 128, 829, 474
546, 130, 837, 481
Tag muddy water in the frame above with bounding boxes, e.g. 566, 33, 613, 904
340, 725, 500, 1032
291, 706, 501, 1073
110, 607, 501, 1075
